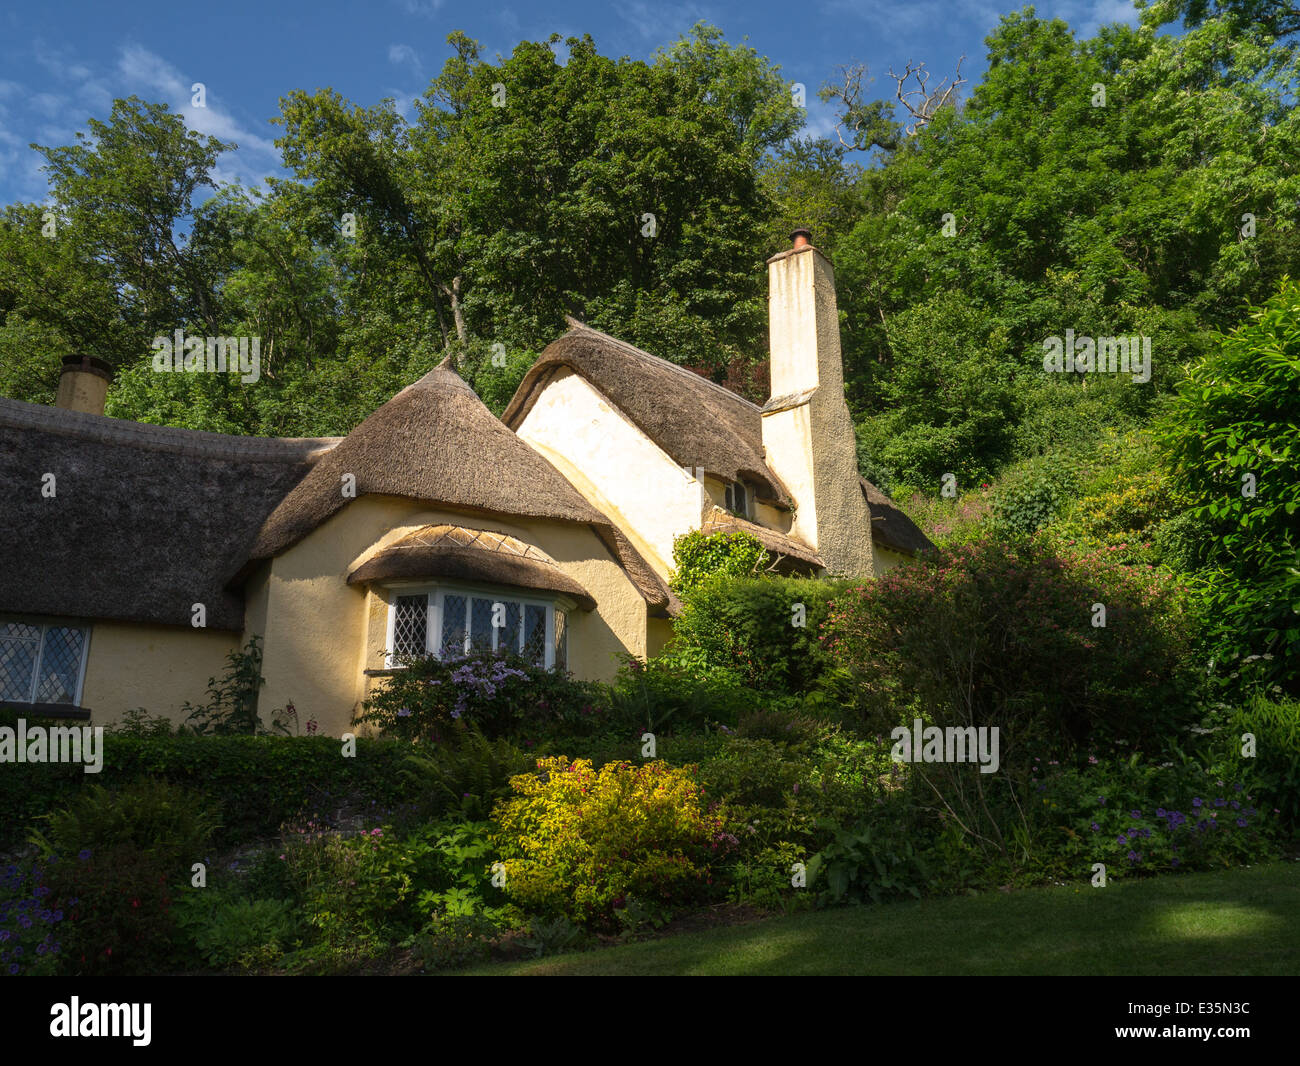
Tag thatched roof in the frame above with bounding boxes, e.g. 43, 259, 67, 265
347, 524, 597, 610
700, 506, 824, 574
0, 397, 337, 631
503, 320, 795, 509
860, 479, 932, 557
250, 363, 675, 615
503, 321, 934, 558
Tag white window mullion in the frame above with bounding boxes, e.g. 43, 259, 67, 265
30, 625, 46, 703
427, 592, 437, 657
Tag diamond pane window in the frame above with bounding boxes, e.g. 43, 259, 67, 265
440, 595, 467, 659
499, 601, 522, 654
34, 627, 85, 703
0, 620, 89, 705
392, 596, 428, 661
523, 605, 546, 666
470, 598, 495, 653
554, 610, 567, 673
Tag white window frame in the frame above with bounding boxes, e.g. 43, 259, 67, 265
725, 480, 751, 519
0, 617, 92, 706
383, 582, 571, 671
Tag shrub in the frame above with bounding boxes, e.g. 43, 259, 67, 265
806, 812, 933, 904
0, 734, 411, 852
1024, 756, 1284, 880
492, 757, 723, 928
29, 780, 218, 975
604, 655, 752, 735
1224, 696, 1300, 834
0, 860, 67, 976
669, 529, 769, 599
990, 455, 1080, 537
400, 731, 534, 821
663, 575, 855, 702
175, 893, 300, 972
357, 650, 605, 743
825, 535, 1201, 759
1156, 279, 1300, 698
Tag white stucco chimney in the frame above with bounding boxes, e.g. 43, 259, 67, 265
761, 229, 875, 576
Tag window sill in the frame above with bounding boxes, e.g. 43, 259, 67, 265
0, 703, 92, 721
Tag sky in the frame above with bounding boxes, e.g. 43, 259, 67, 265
0, 0, 1143, 206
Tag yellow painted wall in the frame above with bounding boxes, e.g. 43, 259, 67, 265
873, 544, 913, 575
258, 495, 651, 736
79, 623, 239, 727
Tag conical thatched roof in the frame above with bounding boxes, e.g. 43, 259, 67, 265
0, 397, 337, 631
250, 364, 673, 613
503, 321, 934, 558
347, 524, 597, 610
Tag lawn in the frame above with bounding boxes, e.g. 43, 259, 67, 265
464, 861, 1300, 976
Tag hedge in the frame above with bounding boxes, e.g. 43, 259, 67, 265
0, 730, 411, 852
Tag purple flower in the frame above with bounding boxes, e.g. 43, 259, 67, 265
1236, 819, 1247, 827
1130, 810, 1141, 818
396, 708, 411, 718
1090, 822, 1100, 832
1116, 835, 1126, 844
1192, 797, 1202, 807
1098, 797, 1107, 806
1156, 808, 1166, 818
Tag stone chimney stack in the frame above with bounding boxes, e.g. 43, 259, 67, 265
761, 230, 875, 576
55, 355, 112, 416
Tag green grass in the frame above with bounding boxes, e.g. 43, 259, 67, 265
464, 862, 1300, 975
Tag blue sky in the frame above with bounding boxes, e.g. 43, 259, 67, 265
0, 0, 1142, 205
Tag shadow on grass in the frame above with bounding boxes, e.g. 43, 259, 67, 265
462, 862, 1300, 976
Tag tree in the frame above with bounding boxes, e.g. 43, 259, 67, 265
1157, 279, 1300, 697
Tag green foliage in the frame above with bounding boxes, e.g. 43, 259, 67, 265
179, 636, 276, 736
400, 731, 534, 821
492, 757, 722, 928
663, 574, 854, 702
991, 455, 1081, 537
174, 892, 301, 972
604, 655, 752, 734
1157, 279, 1300, 698
0, 734, 410, 853
669, 529, 770, 599
29, 780, 217, 975
806, 813, 931, 904
826, 536, 1202, 757
415, 913, 501, 971
1225, 696, 1300, 832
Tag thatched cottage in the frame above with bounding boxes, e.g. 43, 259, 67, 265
0, 232, 930, 735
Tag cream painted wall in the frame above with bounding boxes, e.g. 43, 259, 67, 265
873, 545, 912, 575
80, 623, 239, 727
514, 369, 703, 578
258, 495, 651, 736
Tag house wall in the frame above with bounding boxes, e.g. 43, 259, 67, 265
873, 544, 912, 575
257, 495, 651, 736
79, 623, 240, 727
514, 369, 702, 578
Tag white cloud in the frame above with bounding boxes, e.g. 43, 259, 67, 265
115, 43, 282, 190
388, 43, 423, 77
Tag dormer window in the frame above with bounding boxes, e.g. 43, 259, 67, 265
724, 480, 750, 518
